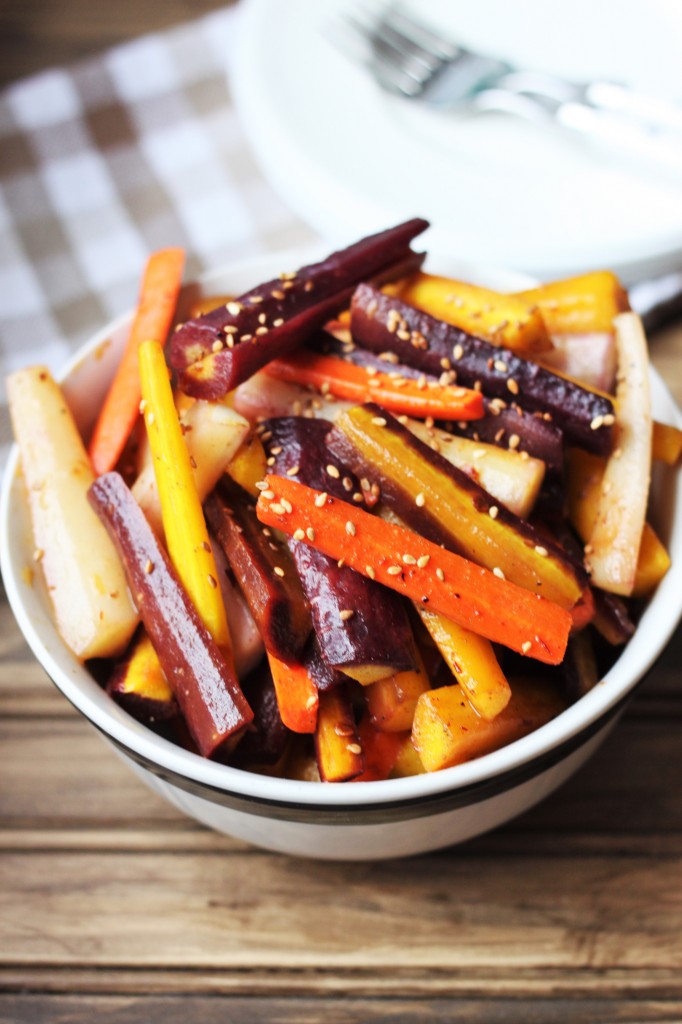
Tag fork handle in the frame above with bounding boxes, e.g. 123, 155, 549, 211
585, 81, 682, 136
556, 101, 682, 174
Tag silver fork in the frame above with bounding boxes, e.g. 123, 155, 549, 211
338, 4, 682, 169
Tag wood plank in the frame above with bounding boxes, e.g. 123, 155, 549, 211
0, 994, 681, 1024
2, 965, 682, 1000
0, 0, 230, 87
0, 850, 681, 976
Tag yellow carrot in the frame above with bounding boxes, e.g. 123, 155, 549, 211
415, 606, 511, 721
138, 339, 232, 652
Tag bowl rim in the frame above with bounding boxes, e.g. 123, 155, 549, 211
3, 246, 682, 810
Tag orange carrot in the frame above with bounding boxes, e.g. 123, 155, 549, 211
266, 652, 318, 734
264, 351, 484, 421
256, 476, 572, 666
569, 587, 596, 633
353, 715, 406, 782
89, 248, 185, 475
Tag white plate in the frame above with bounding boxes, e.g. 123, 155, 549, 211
233, 0, 682, 283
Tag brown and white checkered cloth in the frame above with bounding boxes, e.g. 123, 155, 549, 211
0, 5, 317, 470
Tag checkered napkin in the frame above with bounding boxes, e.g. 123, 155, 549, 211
0, 4, 318, 471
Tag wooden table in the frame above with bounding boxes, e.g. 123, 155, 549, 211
2, 7, 682, 1021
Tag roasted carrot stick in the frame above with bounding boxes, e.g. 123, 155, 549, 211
256, 476, 572, 665
88, 247, 185, 476
264, 350, 484, 420
266, 653, 318, 734
138, 339, 232, 655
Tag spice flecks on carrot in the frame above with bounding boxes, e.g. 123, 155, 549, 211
256, 475, 572, 665
264, 350, 484, 420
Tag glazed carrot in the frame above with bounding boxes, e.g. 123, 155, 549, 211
354, 716, 407, 781
266, 653, 318, 734
138, 339, 232, 654
88, 247, 185, 476
315, 687, 364, 782
264, 350, 484, 421
414, 606, 511, 721
256, 476, 572, 665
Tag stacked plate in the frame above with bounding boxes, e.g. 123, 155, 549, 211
233, 0, 682, 284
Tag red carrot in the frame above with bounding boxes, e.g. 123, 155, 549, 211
88, 247, 185, 475
256, 475, 572, 666
265, 351, 484, 420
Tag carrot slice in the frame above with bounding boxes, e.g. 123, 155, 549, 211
264, 350, 484, 421
88, 247, 185, 476
138, 339, 232, 655
256, 476, 572, 665
266, 653, 318, 734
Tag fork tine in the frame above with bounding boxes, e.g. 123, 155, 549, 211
334, 12, 427, 96
383, 6, 462, 63
342, 9, 439, 95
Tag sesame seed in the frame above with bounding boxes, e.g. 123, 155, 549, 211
287, 465, 300, 476
280, 498, 293, 513
339, 609, 354, 621
207, 574, 218, 588
584, 543, 594, 555
345, 520, 356, 537
494, 359, 508, 373
521, 640, 532, 654
346, 743, 362, 755
146, 412, 155, 426
507, 378, 520, 395
489, 505, 499, 519
535, 545, 548, 556
266, 457, 275, 466
249, 295, 264, 303
256, 326, 268, 336
274, 566, 285, 578
415, 492, 426, 507
315, 492, 328, 507
371, 416, 387, 426
240, 334, 253, 343
436, 567, 445, 582
144, 559, 154, 574
326, 464, 340, 479
337, 558, 345, 569
139, 399, 147, 413
258, 312, 267, 325
453, 344, 464, 360
305, 695, 317, 710
261, 489, 275, 500
603, 413, 615, 426
590, 415, 604, 430
417, 555, 430, 568
492, 567, 506, 579
366, 565, 376, 579
269, 503, 285, 515
293, 528, 305, 541
387, 565, 402, 576
508, 433, 521, 450
403, 553, 417, 565
226, 301, 242, 315
342, 476, 353, 492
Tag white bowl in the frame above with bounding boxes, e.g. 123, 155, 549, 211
3, 248, 682, 860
